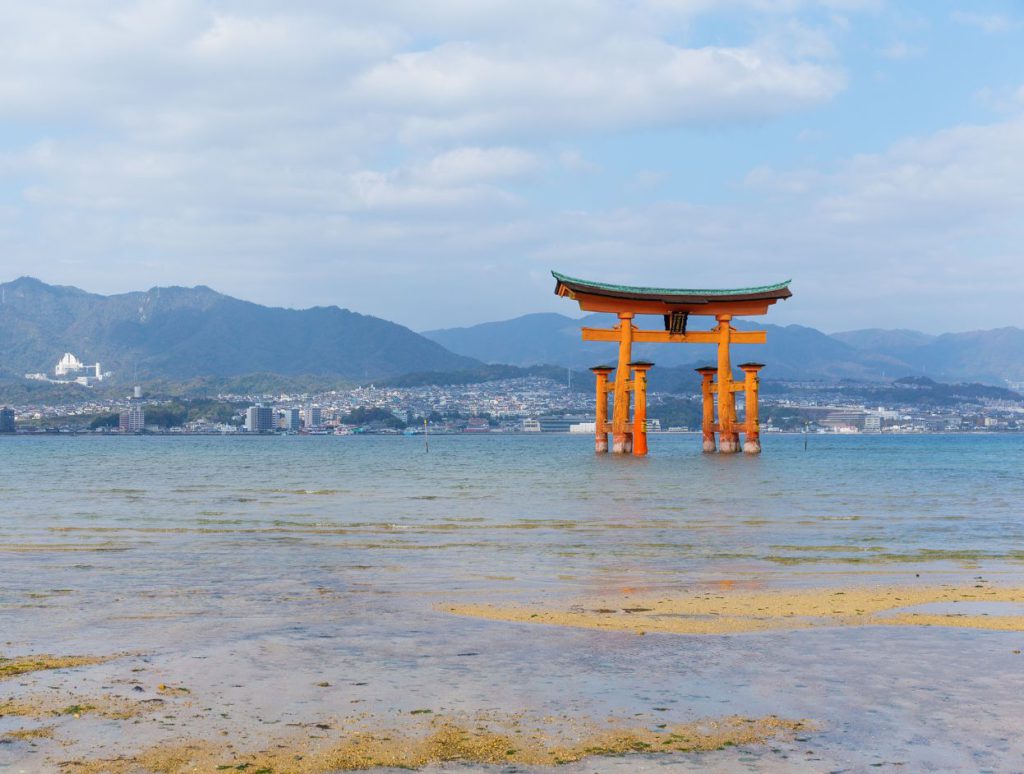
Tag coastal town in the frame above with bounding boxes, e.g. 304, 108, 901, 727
3, 371, 1022, 436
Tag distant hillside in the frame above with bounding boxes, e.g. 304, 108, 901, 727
835, 327, 1024, 384
423, 314, 586, 369
424, 313, 914, 382
376, 364, 590, 390
0, 277, 479, 381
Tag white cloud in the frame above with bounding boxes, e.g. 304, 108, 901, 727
348, 169, 518, 212
0, 1, 847, 244
627, 170, 669, 191
816, 116, 1024, 226
350, 39, 844, 143
879, 41, 925, 60
950, 11, 1016, 34
412, 147, 539, 185
558, 150, 599, 174
974, 84, 1024, 113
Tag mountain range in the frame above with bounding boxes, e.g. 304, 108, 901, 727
1, 277, 1021, 390
0, 277, 476, 382
423, 313, 1024, 385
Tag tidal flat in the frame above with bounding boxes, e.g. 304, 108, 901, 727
2, 433, 1024, 771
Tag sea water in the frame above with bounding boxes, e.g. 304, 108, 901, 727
2, 433, 1023, 771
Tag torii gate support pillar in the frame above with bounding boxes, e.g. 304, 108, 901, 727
630, 360, 653, 457
716, 315, 741, 453
696, 366, 718, 453
740, 362, 764, 454
611, 312, 634, 454
590, 365, 614, 453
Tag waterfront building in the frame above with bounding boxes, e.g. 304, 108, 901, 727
539, 415, 591, 433
118, 386, 146, 432
283, 408, 301, 431
822, 409, 867, 431
0, 406, 15, 433
119, 404, 145, 432
303, 406, 322, 428
521, 418, 541, 432
245, 405, 275, 433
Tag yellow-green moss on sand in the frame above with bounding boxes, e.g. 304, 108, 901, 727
443, 584, 1024, 635
62, 713, 809, 772
0, 654, 113, 680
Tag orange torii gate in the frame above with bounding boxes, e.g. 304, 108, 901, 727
552, 271, 792, 455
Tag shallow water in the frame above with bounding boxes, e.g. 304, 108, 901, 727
2, 433, 1024, 771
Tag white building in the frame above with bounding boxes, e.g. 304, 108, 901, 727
26, 352, 107, 386
120, 404, 145, 432
303, 406, 322, 428
568, 422, 597, 433
55, 352, 104, 384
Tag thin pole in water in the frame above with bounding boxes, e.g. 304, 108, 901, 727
804, 423, 808, 451
424, 418, 429, 453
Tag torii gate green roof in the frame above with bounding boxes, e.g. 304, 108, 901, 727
552, 271, 792, 303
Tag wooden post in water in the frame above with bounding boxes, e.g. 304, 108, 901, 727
696, 366, 718, 453
611, 312, 634, 454
629, 361, 653, 456
590, 365, 614, 453
739, 363, 763, 454
716, 315, 740, 453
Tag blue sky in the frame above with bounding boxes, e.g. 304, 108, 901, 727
1, 1, 1022, 332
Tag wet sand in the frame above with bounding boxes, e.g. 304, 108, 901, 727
444, 582, 1024, 635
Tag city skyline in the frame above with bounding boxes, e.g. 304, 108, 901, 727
1, 2, 1022, 333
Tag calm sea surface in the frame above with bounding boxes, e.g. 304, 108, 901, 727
2, 433, 1024, 771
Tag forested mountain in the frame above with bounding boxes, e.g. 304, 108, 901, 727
0, 277, 479, 381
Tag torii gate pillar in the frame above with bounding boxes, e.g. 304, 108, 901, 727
590, 365, 614, 453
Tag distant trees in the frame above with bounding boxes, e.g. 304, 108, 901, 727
648, 398, 702, 429
85, 400, 244, 431
145, 405, 188, 428
89, 412, 120, 429
341, 406, 406, 429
